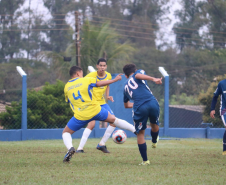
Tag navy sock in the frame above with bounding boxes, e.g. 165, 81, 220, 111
151, 130, 159, 143
223, 130, 226, 151
138, 143, 147, 161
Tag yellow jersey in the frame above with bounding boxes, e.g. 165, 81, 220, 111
85, 71, 112, 105
64, 77, 101, 120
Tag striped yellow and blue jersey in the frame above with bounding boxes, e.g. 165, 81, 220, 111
64, 77, 101, 120
85, 71, 112, 105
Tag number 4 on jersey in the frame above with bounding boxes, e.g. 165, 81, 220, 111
73, 90, 85, 102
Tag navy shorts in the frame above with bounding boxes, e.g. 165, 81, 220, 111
221, 114, 226, 127
67, 106, 109, 132
133, 99, 160, 134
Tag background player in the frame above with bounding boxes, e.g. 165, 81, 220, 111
122, 64, 162, 165
210, 79, 226, 155
63, 66, 136, 162
76, 58, 116, 153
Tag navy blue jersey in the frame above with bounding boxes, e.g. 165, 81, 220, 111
123, 69, 156, 112
213, 79, 226, 115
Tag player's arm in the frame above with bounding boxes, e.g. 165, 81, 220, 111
210, 96, 218, 118
124, 101, 134, 108
123, 91, 133, 108
96, 74, 122, 87
64, 87, 69, 103
106, 85, 114, 102
210, 84, 221, 119
135, 73, 162, 84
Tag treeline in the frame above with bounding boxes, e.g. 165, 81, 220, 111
0, 0, 226, 126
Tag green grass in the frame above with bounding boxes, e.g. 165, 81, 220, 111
0, 138, 226, 185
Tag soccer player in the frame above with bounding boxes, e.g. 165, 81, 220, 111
62, 66, 136, 162
210, 79, 226, 155
76, 58, 116, 154
122, 64, 162, 165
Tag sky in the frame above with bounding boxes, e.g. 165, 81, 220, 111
156, 0, 182, 49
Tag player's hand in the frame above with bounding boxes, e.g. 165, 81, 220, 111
153, 77, 162, 84
210, 110, 215, 119
114, 74, 123, 82
107, 96, 114, 102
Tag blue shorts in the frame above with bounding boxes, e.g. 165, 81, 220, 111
67, 104, 112, 132
133, 99, 160, 134
101, 104, 114, 115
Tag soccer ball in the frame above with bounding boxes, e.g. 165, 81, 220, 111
112, 130, 127, 144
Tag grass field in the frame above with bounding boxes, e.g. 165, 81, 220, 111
0, 138, 226, 185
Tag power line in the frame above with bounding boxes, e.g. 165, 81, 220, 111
81, 27, 225, 47
167, 63, 226, 74
88, 19, 226, 41
86, 15, 226, 36
0, 26, 224, 48
4, 18, 226, 42
82, 23, 225, 45
2, 12, 226, 36
1, 28, 71, 31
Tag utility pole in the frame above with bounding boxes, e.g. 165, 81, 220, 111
75, 11, 81, 67
27, 0, 31, 60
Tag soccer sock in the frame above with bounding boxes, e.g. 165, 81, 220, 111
151, 130, 159, 143
138, 142, 148, 161
77, 128, 92, 150
62, 132, 73, 150
223, 130, 226, 151
99, 125, 115, 146
113, 118, 136, 133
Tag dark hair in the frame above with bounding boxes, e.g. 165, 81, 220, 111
123, 64, 137, 77
69, 66, 83, 77
97, 58, 107, 65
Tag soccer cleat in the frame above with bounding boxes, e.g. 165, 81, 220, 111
63, 147, 75, 163
152, 135, 159, 148
139, 160, 150, 165
222, 151, 226, 155
76, 149, 85, 153
96, 144, 110, 153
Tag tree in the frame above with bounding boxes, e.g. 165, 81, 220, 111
0, 0, 25, 61
173, 0, 226, 51
173, 0, 208, 51
199, 74, 226, 128
80, 21, 135, 74
125, 0, 169, 47
0, 80, 72, 129
202, 0, 226, 49
42, 0, 74, 53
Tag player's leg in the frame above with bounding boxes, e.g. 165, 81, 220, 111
150, 123, 159, 148
99, 123, 116, 146
97, 123, 116, 153
62, 125, 75, 163
223, 127, 226, 155
148, 99, 160, 148
76, 120, 95, 153
133, 105, 150, 165
97, 104, 116, 153
93, 107, 136, 153
137, 130, 150, 165
62, 116, 88, 162
94, 106, 136, 134
221, 115, 226, 155
104, 113, 136, 133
